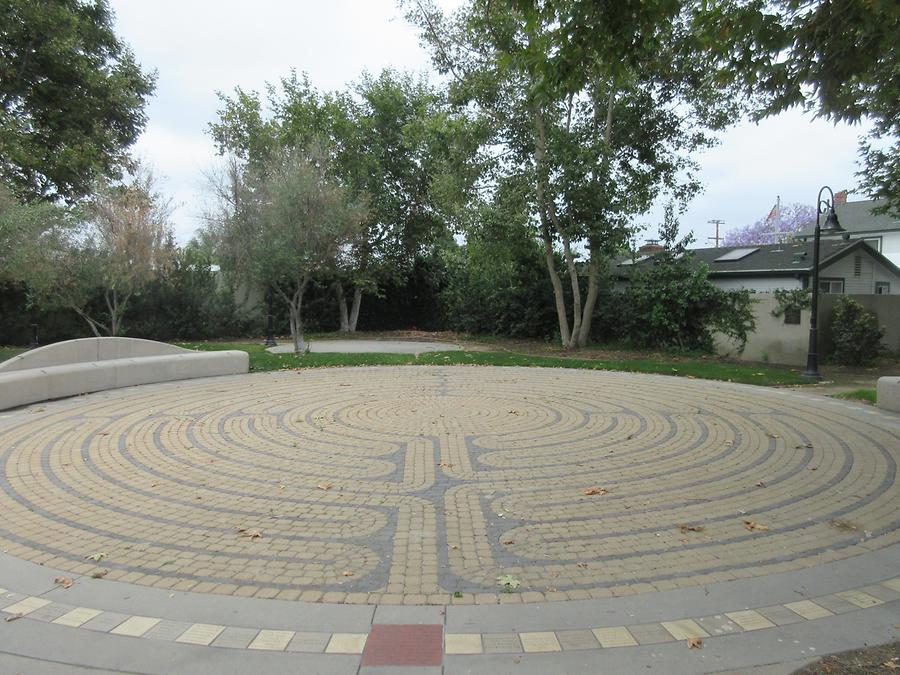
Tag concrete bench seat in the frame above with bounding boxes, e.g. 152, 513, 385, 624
877, 376, 900, 414
0, 338, 249, 411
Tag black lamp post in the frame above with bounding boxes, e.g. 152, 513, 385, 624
263, 287, 278, 348
803, 186, 844, 380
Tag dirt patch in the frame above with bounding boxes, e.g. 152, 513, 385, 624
791, 641, 898, 674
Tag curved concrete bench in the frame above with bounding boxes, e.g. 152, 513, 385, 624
877, 376, 900, 414
0, 338, 249, 411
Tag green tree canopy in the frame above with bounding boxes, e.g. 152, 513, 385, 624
0, 0, 156, 202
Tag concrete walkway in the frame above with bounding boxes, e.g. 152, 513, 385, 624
267, 339, 463, 355
0, 366, 897, 673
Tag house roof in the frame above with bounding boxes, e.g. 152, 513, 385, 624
612, 239, 900, 279
797, 198, 900, 237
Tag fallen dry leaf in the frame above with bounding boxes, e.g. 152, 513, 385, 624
91, 569, 108, 579
687, 637, 703, 649
830, 519, 858, 532
54, 576, 73, 589
583, 487, 609, 496
743, 520, 769, 532
342, 570, 354, 577
576, 562, 588, 568
678, 524, 704, 533
236, 528, 262, 539
317, 482, 334, 490
84, 552, 105, 562
756, 481, 766, 488
502, 539, 514, 545
882, 659, 898, 670
438, 461, 453, 468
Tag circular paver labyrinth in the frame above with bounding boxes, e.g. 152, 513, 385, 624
0, 366, 897, 604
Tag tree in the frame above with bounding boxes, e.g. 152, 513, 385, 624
51, 163, 175, 336
723, 202, 815, 246
0, 184, 72, 289
406, 0, 738, 348
0, 0, 156, 202
210, 70, 480, 332
695, 0, 899, 215
617, 203, 756, 351
210, 149, 366, 353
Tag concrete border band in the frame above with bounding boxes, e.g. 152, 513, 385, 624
0, 339, 249, 411
876, 376, 900, 413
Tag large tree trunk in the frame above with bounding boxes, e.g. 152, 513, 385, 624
576, 252, 600, 347
105, 289, 131, 337
335, 283, 350, 332
279, 277, 310, 354
349, 287, 362, 332
533, 105, 572, 348
560, 234, 582, 349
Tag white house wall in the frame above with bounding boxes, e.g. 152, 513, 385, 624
820, 231, 900, 267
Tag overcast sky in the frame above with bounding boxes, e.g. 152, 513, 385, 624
109, 0, 871, 249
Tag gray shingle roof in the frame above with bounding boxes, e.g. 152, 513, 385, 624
612, 239, 900, 278
798, 198, 899, 237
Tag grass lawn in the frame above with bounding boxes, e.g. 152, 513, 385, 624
178, 341, 808, 386
831, 388, 877, 404
0, 346, 28, 362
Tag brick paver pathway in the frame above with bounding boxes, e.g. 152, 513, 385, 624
0, 367, 897, 606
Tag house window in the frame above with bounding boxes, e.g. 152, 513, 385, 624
854, 255, 862, 276
818, 278, 844, 294
784, 307, 801, 324
875, 281, 890, 295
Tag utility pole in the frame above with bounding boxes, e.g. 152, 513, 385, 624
707, 219, 725, 247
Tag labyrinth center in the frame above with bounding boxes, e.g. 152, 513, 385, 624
0, 366, 897, 603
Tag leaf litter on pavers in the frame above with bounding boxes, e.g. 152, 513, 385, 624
678, 524, 704, 533
583, 487, 609, 496
54, 576, 73, 588
687, 637, 703, 649
84, 552, 105, 561
743, 520, 769, 532
236, 527, 262, 539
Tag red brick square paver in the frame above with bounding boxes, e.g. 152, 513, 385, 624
361, 624, 443, 666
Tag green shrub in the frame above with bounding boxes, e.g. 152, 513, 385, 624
829, 296, 884, 366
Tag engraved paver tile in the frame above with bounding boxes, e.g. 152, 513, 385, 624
785, 600, 833, 620
24, 602, 72, 623
592, 626, 638, 648
556, 629, 600, 651
815, 594, 861, 615
53, 607, 103, 628
362, 624, 443, 666
445, 633, 482, 655
110, 616, 160, 637
176, 623, 226, 646
325, 633, 368, 654
482, 633, 522, 653
520, 632, 561, 653
882, 578, 900, 593
662, 619, 709, 640
286, 631, 330, 653
625, 623, 674, 645
836, 590, 884, 608
145, 620, 194, 642
211, 627, 259, 649
2, 596, 51, 616
248, 629, 294, 651
81, 612, 133, 633
860, 583, 900, 602
725, 610, 776, 631
756, 605, 805, 626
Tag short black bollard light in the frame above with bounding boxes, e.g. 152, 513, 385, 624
264, 314, 278, 347
29, 323, 39, 348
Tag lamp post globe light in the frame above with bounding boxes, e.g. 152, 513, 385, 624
803, 186, 844, 380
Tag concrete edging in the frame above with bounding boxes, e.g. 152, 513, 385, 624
0, 339, 249, 411
876, 376, 900, 413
